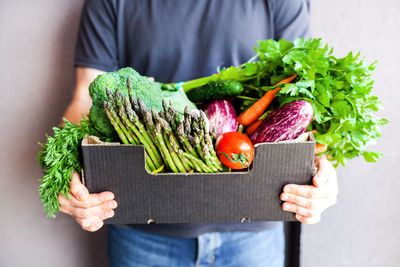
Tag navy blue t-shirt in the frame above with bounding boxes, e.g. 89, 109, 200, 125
75, 0, 311, 238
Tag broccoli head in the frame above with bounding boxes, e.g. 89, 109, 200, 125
89, 67, 196, 137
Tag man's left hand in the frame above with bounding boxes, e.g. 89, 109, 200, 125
280, 156, 338, 224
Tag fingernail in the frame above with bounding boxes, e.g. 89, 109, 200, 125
106, 193, 114, 201
105, 210, 114, 218
284, 187, 291, 193
108, 201, 117, 209
282, 203, 290, 211
281, 194, 288, 201
296, 214, 303, 220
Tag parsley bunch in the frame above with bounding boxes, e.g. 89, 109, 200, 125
172, 38, 387, 167
246, 38, 387, 167
38, 117, 107, 217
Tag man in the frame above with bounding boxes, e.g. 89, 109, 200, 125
59, 0, 338, 266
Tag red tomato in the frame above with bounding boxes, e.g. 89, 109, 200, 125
215, 132, 254, 170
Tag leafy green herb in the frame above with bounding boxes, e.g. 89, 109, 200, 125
167, 38, 387, 167
38, 117, 109, 217
259, 39, 388, 167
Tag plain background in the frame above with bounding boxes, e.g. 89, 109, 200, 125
0, 1, 399, 266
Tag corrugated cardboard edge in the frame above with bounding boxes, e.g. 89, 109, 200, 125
82, 133, 317, 176
82, 132, 314, 146
82, 135, 120, 146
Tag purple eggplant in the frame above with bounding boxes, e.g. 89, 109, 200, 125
250, 100, 313, 144
205, 100, 238, 137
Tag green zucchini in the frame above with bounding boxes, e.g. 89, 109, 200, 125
186, 80, 243, 102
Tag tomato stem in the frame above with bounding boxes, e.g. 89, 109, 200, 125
219, 152, 249, 168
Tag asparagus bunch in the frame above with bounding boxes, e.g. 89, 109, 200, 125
103, 80, 222, 173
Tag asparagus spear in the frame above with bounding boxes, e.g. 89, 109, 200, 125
118, 103, 162, 169
106, 88, 140, 145
159, 118, 191, 172
114, 88, 125, 103
202, 144, 218, 172
104, 101, 129, 145
183, 106, 192, 135
162, 99, 180, 132
141, 110, 168, 166
191, 116, 200, 136
105, 101, 156, 171
193, 133, 205, 161
198, 110, 207, 131
144, 153, 157, 173
178, 150, 213, 173
163, 131, 186, 173
113, 91, 161, 166
126, 104, 163, 166
159, 111, 167, 120
154, 121, 179, 173
205, 134, 223, 170
162, 99, 169, 113
137, 97, 149, 121
126, 77, 134, 102
198, 110, 223, 169
105, 101, 138, 145
169, 105, 181, 130
192, 133, 218, 172
201, 137, 219, 172
105, 87, 119, 111
143, 109, 160, 144
130, 97, 141, 116
176, 122, 197, 157
165, 108, 178, 132
174, 122, 203, 172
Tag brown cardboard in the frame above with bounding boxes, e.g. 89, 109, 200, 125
82, 133, 315, 224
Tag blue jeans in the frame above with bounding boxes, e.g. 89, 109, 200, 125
108, 224, 285, 267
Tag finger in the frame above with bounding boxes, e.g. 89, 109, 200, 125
58, 192, 77, 211
283, 184, 330, 199
281, 193, 336, 212
67, 191, 115, 209
313, 157, 336, 188
76, 211, 113, 232
59, 194, 73, 216
76, 216, 102, 232
282, 202, 317, 217
147, 77, 155, 82
69, 200, 117, 219
89, 221, 104, 232
296, 213, 321, 224
70, 171, 89, 201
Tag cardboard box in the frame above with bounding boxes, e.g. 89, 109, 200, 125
82, 133, 315, 224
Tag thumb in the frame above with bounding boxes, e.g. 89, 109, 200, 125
70, 171, 89, 201
313, 157, 328, 187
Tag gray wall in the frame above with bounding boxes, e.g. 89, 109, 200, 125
303, 1, 400, 266
0, 1, 107, 267
0, 1, 398, 267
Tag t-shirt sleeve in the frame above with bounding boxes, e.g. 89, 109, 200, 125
74, 0, 118, 71
269, 0, 311, 40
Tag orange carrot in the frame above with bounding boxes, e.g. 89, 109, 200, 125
238, 74, 297, 126
314, 143, 327, 154
246, 119, 264, 136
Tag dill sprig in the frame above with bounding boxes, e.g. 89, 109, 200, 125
37, 117, 107, 218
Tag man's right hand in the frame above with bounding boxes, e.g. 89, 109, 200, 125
58, 171, 117, 232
